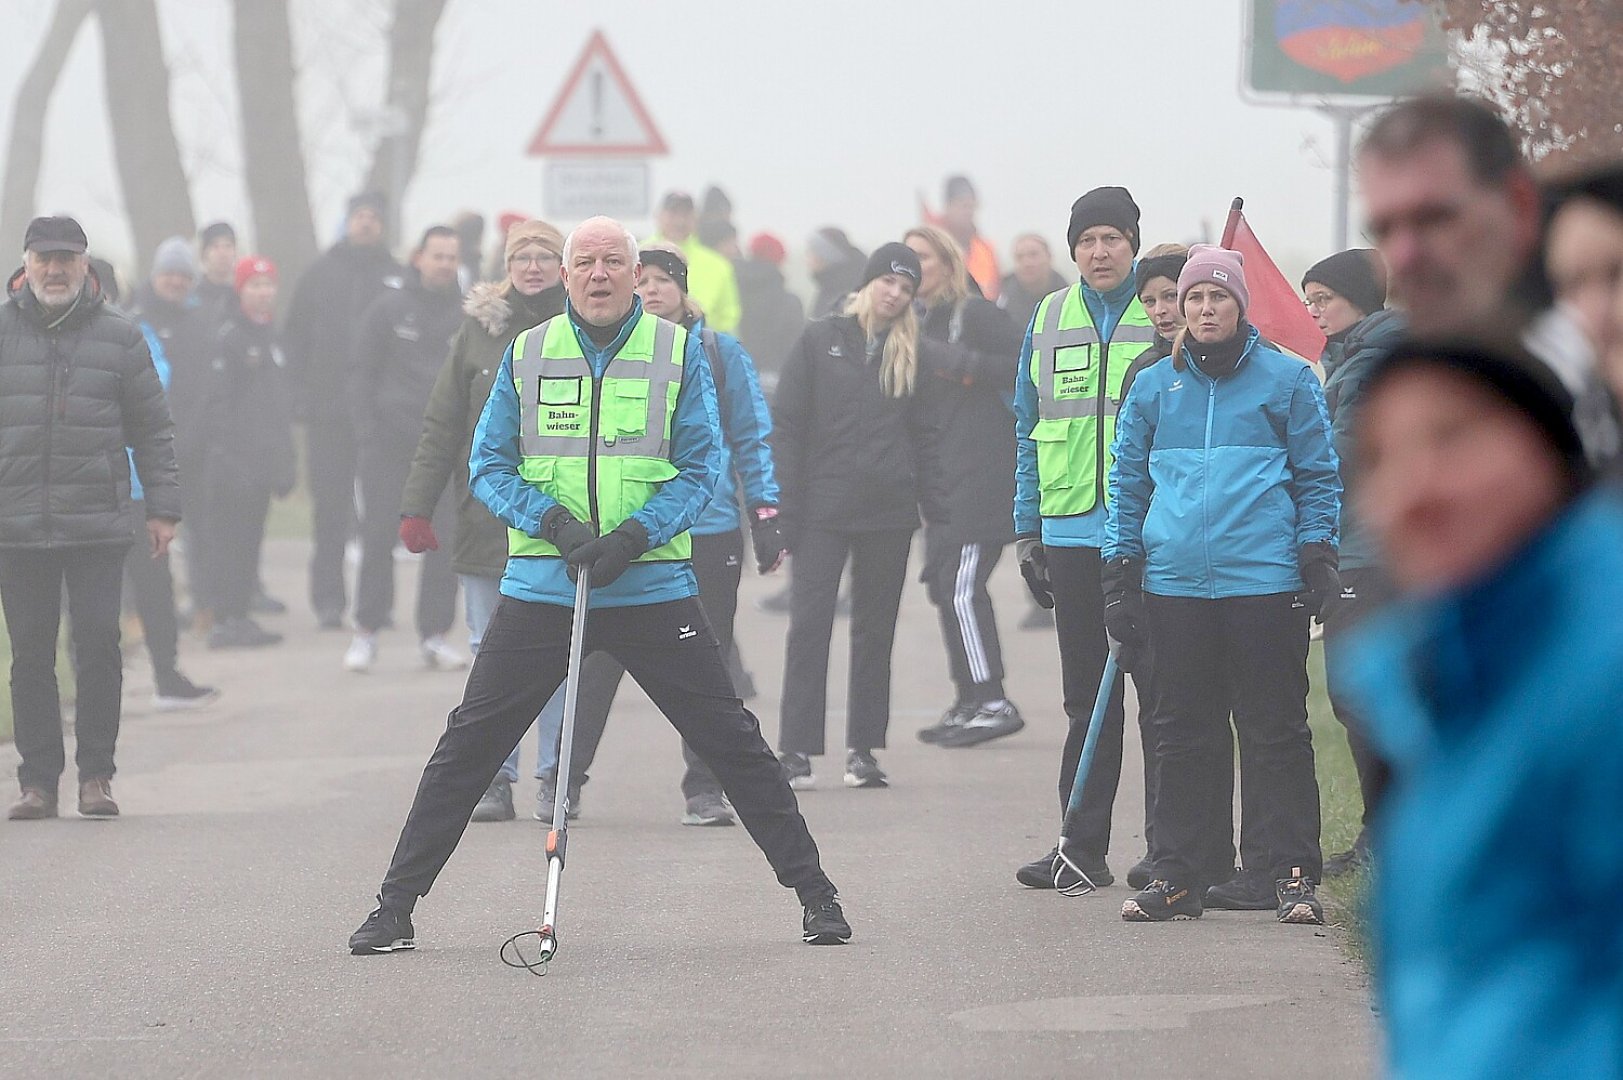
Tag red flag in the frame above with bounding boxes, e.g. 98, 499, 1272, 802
1221, 198, 1326, 362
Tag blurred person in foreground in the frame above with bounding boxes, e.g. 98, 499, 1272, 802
1336, 338, 1621, 1080
1, 217, 180, 820
1545, 163, 1623, 411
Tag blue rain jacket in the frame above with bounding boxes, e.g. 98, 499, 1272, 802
469, 297, 721, 609
1104, 327, 1340, 597
1335, 488, 1623, 1080
128, 323, 173, 503
689, 319, 778, 537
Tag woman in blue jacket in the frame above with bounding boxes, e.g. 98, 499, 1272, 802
1104, 245, 1341, 924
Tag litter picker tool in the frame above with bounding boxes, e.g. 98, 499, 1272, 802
1051, 649, 1121, 896
501, 567, 592, 975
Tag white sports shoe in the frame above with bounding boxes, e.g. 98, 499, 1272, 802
419, 634, 468, 670
343, 633, 377, 673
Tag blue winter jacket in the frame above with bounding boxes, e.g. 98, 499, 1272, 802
1335, 488, 1623, 1080
689, 319, 778, 537
128, 323, 173, 504
469, 297, 721, 609
1013, 271, 1138, 547
1104, 327, 1340, 598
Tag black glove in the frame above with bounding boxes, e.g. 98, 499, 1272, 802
566, 519, 649, 586
749, 508, 787, 574
1298, 541, 1341, 624
1015, 536, 1053, 610
1100, 555, 1147, 665
540, 505, 595, 560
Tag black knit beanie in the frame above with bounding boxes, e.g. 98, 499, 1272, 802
1067, 187, 1141, 255
1135, 252, 1188, 297
1302, 249, 1387, 318
639, 248, 689, 294
860, 242, 922, 291
199, 221, 236, 249
347, 191, 388, 219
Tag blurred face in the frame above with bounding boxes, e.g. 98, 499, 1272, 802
1546, 198, 1623, 396
24, 249, 88, 307
413, 235, 460, 291
346, 206, 385, 247
1183, 283, 1241, 344
657, 205, 695, 243
1304, 284, 1365, 337
943, 194, 976, 236
1013, 236, 1052, 289
1359, 139, 1537, 336
239, 274, 277, 320
1356, 366, 1568, 594
905, 236, 948, 303
867, 273, 915, 323
152, 270, 194, 305
1073, 226, 1133, 293
636, 264, 684, 319
507, 243, 560, 295
201, 237, 237, 283
566, 222, 639, 325
1138, 275, 1182, 340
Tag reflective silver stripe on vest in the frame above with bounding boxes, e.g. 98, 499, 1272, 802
1033, 289, 1157, 420
513, 316, 682, 459
599, 316, 682, 458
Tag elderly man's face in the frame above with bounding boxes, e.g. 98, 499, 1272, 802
24, 250, 88, 308
565, 221, 640, 326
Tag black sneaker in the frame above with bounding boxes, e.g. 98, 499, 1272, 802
471, 777, 515, 822
681, 791, 736, 827
802, 895, 852, 945
349, 902, 416, 954
843, 750, 888, 789
938, 701, 1026, 748
1276, 869, 1325, 925
1126, 854, 1156, 890
1204, 869, 1278, 910
534, 777, 583, 824
918, 703, 974, 744
778, 752, 815, 790
208, 616, 283, 649
152, 672, 221, 712
1324, 832, 1371, 878
1122, 879, 1203, 921
1015, 845, 1114, 890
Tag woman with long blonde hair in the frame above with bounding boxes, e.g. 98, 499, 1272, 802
773, 242, 947, 790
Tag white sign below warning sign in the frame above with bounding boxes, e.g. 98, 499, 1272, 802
527, 31, 669, 158
543, 160, 651, 221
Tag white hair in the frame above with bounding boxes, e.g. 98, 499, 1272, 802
562, 216, 640, 267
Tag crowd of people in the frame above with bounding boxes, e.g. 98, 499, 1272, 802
3, 88, 1622, 1077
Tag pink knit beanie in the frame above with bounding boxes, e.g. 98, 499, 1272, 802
1177, 244, 1249, 316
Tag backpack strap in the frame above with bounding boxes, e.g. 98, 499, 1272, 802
700, 328, 727, 397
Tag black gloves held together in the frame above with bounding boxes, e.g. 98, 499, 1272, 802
540, 505, 595, 560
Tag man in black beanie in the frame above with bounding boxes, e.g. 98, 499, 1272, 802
195, 221, 239, 322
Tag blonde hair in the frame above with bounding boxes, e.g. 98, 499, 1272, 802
639, 240, 705, 324
844, 279, 920, 398
903, 225, 969, 308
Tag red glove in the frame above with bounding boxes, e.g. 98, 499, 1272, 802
398, 515, 439, 553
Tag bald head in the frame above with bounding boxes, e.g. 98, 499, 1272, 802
564, 217, 642, 326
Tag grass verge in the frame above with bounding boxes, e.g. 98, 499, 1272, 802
1308, 639, 1373, 968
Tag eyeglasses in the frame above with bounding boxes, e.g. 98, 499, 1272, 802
509, 252, 559, 268
1303, 292, 1338, 312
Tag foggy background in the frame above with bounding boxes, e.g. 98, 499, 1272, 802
0, 0, 1364, 277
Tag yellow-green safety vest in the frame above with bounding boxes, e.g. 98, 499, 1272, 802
507, 311, 692, 562
1028, 284, 1157, 517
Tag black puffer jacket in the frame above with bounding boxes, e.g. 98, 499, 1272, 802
0, 268, 180, 548
771, 314, 947, 538
917, 295, 1022, 544
347, 273, 464, 458
283, 240, 402, 425
194, 306, 297, 499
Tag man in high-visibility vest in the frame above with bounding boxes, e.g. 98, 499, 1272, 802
348, 216, 850, 954
1010, 187, 1162, 892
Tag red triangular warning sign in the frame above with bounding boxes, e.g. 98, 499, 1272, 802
526, 30, 669, 157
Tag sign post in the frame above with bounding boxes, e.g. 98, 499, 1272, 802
527, 30, 669, 222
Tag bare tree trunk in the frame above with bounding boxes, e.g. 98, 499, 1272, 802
0, 0, 96, 256
232, 0, 319, 291
362, 0, 450, 244
97, 0, 195, 272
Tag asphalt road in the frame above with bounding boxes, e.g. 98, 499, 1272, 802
1, 537, 1375, 1078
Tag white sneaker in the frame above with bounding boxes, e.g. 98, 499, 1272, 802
343, 633, 377, 673
420, 634, 468, 670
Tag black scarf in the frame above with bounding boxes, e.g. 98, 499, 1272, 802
1181, 322, 1252, 379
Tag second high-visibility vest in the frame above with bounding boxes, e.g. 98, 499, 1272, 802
507, 311, 692, 562
1028, 284, 1156, 517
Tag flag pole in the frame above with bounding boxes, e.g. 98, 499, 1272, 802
1220, 197, 1244, 249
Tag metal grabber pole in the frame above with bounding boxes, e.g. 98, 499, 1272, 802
1052, 649, 1121, 896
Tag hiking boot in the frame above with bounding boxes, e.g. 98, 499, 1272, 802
208, 616, 283, 650
843, 749, 888, 789
1015, 845, 1113, 890
8, 786, 57, 820
349, 902, 416, 954
419, 635, 468, 671
343, 633, 377, 673
78, 778, 119, 818
1276, 870, 1325, 925
681, 791, 736, 827
533, 777, 582, 825
1122, 879, 1203, 921
1126, 854, 1157, 890
918, 702, 974, 745
251, 590, 288, 616
1204, 869, 1278, 910
470, 777, 515, 822
153, 671, 221, 712
938, 700, 1027, 748
1324, 832, 1372, 879
801, 895, 852, 945
778, 752, 815, 790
